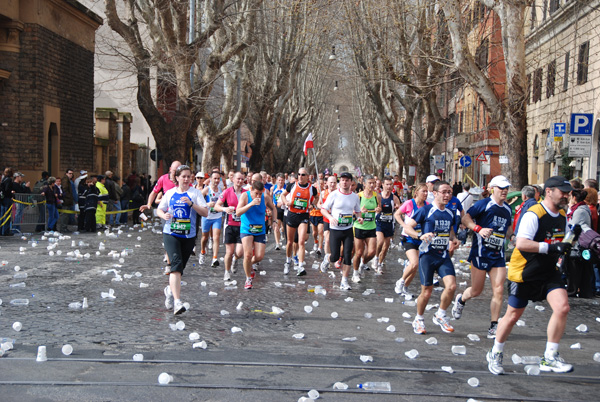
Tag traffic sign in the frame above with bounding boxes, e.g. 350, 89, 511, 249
569, 135, 592, 157
553, 123, 566, 142
483, 150, 492, 156
459, 155, 472, 168
475, 151, 487, 162
570, 113, 594, 135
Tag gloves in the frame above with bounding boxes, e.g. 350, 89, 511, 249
547, 242, 572, 255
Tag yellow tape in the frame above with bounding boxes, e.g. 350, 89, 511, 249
463, 173, 479, 187
0, 204, 13, 227
13, 198, 46, 206
55, 207, 138, 215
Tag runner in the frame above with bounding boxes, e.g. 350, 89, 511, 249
394, 183, 429, 297
486, 176, 574, 375
236, 180, 277, 289
281, 167, 318, 276
372, 176, 401, 274
272, 174, 286, 250
199, 171, 223, 267
320, 172, 362, 290
309, 177, 325, 257
453, 175, 513, 339
318, 176, 338, 269
425, 174, 439, 203
352, 175, 381, 282
157, 165, 208, 315
214, 172, 245, 281
403, 180, 459, 335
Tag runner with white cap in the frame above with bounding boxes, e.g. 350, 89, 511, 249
452, 175, 513, 339
425, 174, 439, 204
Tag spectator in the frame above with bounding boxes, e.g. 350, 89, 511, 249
120, 176, 131, 224
0, 167, 14, 236
584, 187, 598, 232
130, 177, 144, 224
127, 170, 138, 189
96, 175, 109, 229
584, 178, 598, 191
33, 171, 49, 232
513, 185, 537, 232
11, 172, 31, 233
570, 179, 583, 190
41, 177, 59, 231
457, 183, 474, 212
58, 169, 75, 232
566, 188, 594, 298
105, 171, 122, 226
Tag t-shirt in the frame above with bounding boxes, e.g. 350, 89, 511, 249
219, 187, 244, 226
204, 186, 223, 220
457, 191, 474, 212
411, 204, 455, 258
446, 196, 464, 231
467, 198, 513, 260
158, 187, 206, 238
517, 205, 566, 240
399, 199, 428, 244
152, 174, 177, 194
321, 190, 361, 231
264, 182, 273, 192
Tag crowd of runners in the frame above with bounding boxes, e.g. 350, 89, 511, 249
145, 161, 593, 376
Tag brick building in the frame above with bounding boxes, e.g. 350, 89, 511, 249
0, 0, 102, 179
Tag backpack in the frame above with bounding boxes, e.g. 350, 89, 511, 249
33, 179, 47, 194
577, 228, 600, 262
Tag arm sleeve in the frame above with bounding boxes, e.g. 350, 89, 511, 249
516, 211, 539, 240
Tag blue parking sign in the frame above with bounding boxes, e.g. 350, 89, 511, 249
570, 113, 594, 135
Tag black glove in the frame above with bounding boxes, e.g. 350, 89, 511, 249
547, 242, 572, 255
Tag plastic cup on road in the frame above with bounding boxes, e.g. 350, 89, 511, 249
36, 346, 47, 362
467, 377, 479, 387
133, 354, 144, 361
524, 365, 540, 375
12, 322, 22, 332
158, 372, 171, 385
307, 389, 319, 399
62, 344, 73, 355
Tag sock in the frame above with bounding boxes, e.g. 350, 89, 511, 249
545, 342, 559, 359
458, 295, 465, 305
490, 320, 498, 328
174, 298, 181, 304
341, 276, 348, 283
246, 276, 252, 281
492, 341, 504, 354
436, 308, 447, 317
416, 314, 424, 321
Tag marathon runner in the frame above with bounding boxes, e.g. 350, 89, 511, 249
199, 171, 223, 267
352, 175, 381, 283
372, 176, 400, 274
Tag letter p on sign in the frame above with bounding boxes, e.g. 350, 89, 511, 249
570, 113, 594, 135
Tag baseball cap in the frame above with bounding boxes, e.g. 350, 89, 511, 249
80, 170, 87, 175
426, 174, 439, 183
488, 175, 511, 189
195, 172, 203, 178
13, 172, 24, 178
340, 172, 353, 180
544, 176, 574, 192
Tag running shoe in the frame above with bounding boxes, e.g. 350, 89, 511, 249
486, 349, 505, 375
334, 259, 342, 269
244, 278, 253, 290
351, 272, 361, 283
275, 244, 281, 251
394, 278, 404, 294
252, 263, 259, 271
433, 313, 454, 333
211, 258, 219, 268
297, 267, 307, 277
283, 262, 290, 275
174, 300, 186, 315
371, 257, 379, 270
198, 253, 206, 265
313, 244, 318, 252
293, 256, 299, 265
359, 263, 369, 274
250, 269, 256, 279
375, 264, 383, 275
412, 318, 426, 335
316, 249, 322, 257
223, 270, 231, 281
452, 293, 464, 319
164, 286, 173, 309
340, 280, 352, 291
320, 259, 330, 273
540, 353, 573, 373
487, 322, 498, 339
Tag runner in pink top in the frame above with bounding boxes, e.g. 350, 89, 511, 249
215, 172, 245, 281
219, 187, 243, 227
139, 161, 181, 213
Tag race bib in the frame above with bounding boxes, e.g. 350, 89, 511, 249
171, 218, 191, 235
431, 233, 449, 250
484, 232, 505, 250
249, 224, 263, 234
338, 213, 353, 227
293, 197, 308, 210
380, 212, 393, 222
363, 210, 376, 222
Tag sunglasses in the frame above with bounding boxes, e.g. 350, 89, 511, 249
298, 173, 308, 176
176, 165, 190, 172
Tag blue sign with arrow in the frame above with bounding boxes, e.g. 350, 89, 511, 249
459, 155, 472, 168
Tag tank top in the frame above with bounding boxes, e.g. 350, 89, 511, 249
205, 186, 222, 220
240, 191, 266, 235
354, 191, 378, 230
321, 189, 331, 223
289, 183, 313, 214
377, 192, 395, 224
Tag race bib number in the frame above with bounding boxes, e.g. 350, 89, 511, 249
171, 218, 191, 235
232, 213, 241, 222
484, 232, 505, 250
338, 213, 353, 227
249, 224, 263, 234
431, 233, 449, 250
363, 210, 376, 222
380, 213, 393, 222
293, 197, 308, 210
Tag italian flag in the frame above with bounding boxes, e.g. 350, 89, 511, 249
303, 133, 314, 155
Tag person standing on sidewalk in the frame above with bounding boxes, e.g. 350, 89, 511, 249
158, 165, 208, 315
452, 175, 513, 339
58, 169, 75, 232
486, 176, 574, 376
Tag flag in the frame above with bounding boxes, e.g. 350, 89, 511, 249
303, 133, 314, 155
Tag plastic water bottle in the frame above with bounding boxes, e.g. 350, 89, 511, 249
357, 382, 391, 392
10, 299, 29, 306
419, 237, 430, 253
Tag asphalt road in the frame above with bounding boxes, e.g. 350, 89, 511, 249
1, 222, 599, 401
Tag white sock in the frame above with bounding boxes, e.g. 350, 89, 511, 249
415, 314, 424, 321
174, 298, 181, 304
286, 257, 291, 263
545, 342, 559, 359
492, 341, 504, 354
436, 308, 447, 317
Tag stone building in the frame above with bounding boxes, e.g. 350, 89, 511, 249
0, 0, 101, 179
525, 0, 600, 183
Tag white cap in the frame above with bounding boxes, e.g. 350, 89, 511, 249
426, 174, 439, 183
489, 175, 511, 188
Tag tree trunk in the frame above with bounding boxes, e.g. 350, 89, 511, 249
202, 135, 225, 172
221, 135, 235, 173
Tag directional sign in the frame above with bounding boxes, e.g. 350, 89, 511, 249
569, 135, 592, 157
570, 113, 594, 135
483, 150, 492, 156
475, 151, 487, 162
499, 155, 509, 164
459, 155, 472, 168
553, 123, 566, 142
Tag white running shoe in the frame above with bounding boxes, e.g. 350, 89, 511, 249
320, 259, 330, 273
198, 254, 206, 265
371, 257, 379, 270
208, 238, 213, 250
223, 270, 231, 281
283, 263, 290, 275
164, 286, 173, 309
340, 280, 352, 291
352, 272, 361, 283
211, 258, 219, 268
539, 353, 573, 373
395, 278, 405, 294
174, 299, 186, 315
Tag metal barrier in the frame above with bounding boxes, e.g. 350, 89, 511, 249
12, 193, 47, 234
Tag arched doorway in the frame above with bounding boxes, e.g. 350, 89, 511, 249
339, 165, 348, 172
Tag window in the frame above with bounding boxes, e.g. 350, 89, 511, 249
547, 60, 556, 98
577, 41, 589, 85
527, 73, 532, 103
542, 0, 548, 21
531, 3, 537, 29
563, 51, 570, 91
459, 111, 463, 133
533, 68, 543, 102
549, 0, 560, 14
475, 39, 489, 69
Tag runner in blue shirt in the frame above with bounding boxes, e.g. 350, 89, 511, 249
453, 175, 514, 339
404, 181, 459, 335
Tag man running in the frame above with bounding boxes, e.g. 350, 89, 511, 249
309, 177, 325, 256
403, 181, 459, 335
236, 180, 277, 289
320, 172, 362, 290
214, 172, 245, 281
372, 176, 400, 273
319, 176, 338, 268
486, 176, 574, 375
352, 175, 381, 282
281, 167, 318, 276
199, 171, 223, 267
272, 173, 286, 250
453, 175, 513, 339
